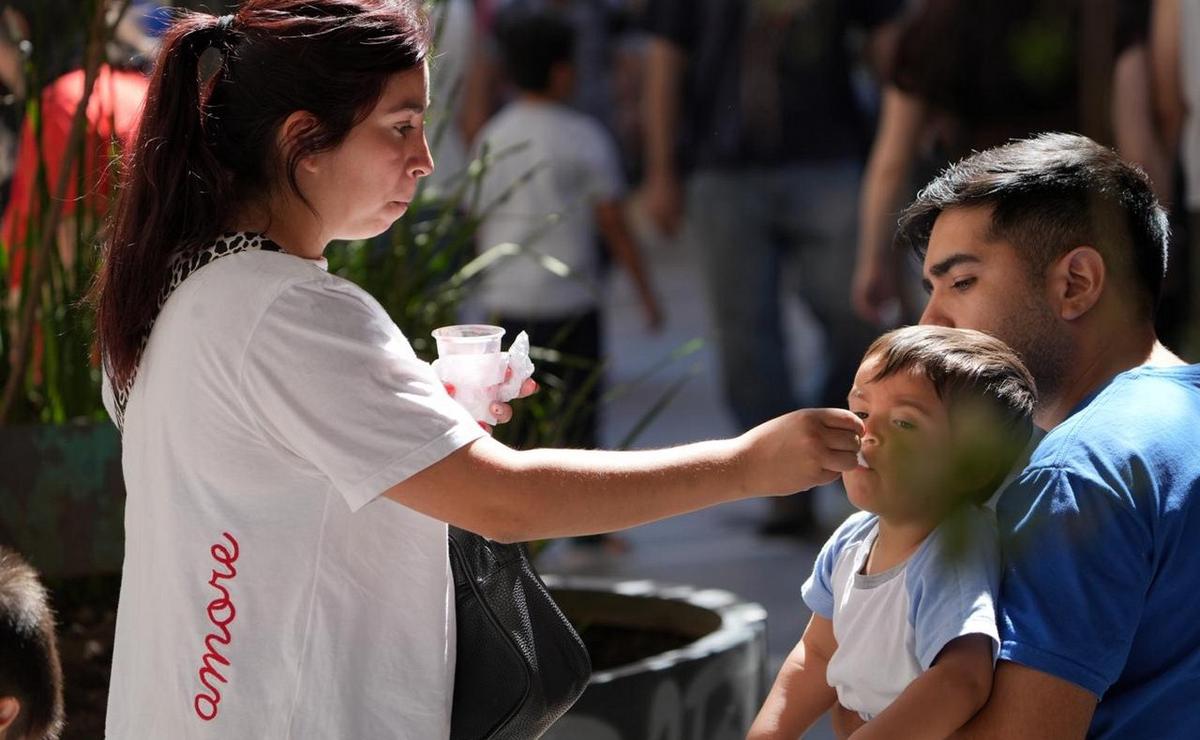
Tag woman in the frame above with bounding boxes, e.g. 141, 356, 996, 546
90, 1, 863, 737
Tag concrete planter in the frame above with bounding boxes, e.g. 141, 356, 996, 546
543, 576, 768, 740
0, 422, 125, 577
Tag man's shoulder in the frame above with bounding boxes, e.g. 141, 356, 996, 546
1029, 365, 1200, 472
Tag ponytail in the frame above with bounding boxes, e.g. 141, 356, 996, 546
90, 14, 235, 389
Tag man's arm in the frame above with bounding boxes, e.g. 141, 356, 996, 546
849, 635, 992, 740
385, 408, 862, 542
639, 37, 686, 236
748, 614, 839, 740
1151, 0, 1184, 161
1113, 42, 1172, 202
851, 85, 928, 324
950, 661, 1097, 739
594, 200, 663, 330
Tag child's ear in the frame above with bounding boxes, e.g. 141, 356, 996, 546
0, 696, 21, 731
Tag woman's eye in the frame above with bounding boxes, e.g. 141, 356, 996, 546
394, 123, 414, 136
951, 276, 977, 292
893, 419, 917, 431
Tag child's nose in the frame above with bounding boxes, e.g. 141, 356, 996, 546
860, 418, 884, 446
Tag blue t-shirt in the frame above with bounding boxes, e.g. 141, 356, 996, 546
996, 364, 1200, 738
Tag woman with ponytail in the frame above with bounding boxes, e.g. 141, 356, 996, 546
92, 1, 864, 736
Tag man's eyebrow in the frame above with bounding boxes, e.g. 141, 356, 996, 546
927, 252, 981, 278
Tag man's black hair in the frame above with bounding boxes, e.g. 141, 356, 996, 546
897, 132, 1170, 320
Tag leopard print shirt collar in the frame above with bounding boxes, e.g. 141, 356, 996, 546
110, 232, 283, 431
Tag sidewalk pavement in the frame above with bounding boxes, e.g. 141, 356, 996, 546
537, 221, 847, 739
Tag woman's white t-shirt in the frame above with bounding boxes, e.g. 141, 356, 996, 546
101, 249, 485, 739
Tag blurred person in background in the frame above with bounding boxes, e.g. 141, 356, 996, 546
472, 9, 661, 453
461, 0, 629, 146
639, 0, 906, 535
0, 0, 164, 288
852, 0, 1161, 332
1151, 0, 1200, 359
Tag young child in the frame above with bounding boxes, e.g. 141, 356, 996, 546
0, 548, 63, 740
470, 8, 661, 449
749, 325, 1037, 739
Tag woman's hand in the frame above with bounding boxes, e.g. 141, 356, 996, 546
444, 369, 538, 434
736, 409, 864, 496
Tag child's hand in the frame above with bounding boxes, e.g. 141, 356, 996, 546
736, 408, 864, 496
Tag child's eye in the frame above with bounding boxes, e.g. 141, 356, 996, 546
893, 419, 917, 431
853, 411, 869, 420
951, 276, 977, 292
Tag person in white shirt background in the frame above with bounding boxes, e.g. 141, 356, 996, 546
87, 1, 865, 737
471, 9, 661, 453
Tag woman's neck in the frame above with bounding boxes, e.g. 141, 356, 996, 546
230, 195, 327, 259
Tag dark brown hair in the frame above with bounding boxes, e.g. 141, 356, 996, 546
896, 133, 1169, 320
90, 0, 430, 389
864, 325, 1037, 504
0, 548, 63, 740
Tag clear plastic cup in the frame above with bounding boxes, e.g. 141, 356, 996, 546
432, 325, 505, 356
432, 325, 507, 423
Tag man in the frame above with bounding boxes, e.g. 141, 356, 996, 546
839, 132, 1199, 737
640, 0, 904, 533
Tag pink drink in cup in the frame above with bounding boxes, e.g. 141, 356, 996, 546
432, 325, 507, 423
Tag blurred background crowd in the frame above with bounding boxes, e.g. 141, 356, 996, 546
1, 2, 1199, 735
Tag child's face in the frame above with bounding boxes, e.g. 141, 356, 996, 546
843, 356, 957, 523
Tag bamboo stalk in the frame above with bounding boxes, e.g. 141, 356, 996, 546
0, 0, 131, 424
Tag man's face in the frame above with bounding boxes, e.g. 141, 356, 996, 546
918, 206, 1066, 398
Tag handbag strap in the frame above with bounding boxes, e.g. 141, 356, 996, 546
109, 232, 283, 431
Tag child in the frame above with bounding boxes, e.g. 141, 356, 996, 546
470, 8, 661, 449
0, 548, 63, 740
749, 325, 1037, 739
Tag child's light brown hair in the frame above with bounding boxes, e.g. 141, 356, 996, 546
863, 325, 1038, 504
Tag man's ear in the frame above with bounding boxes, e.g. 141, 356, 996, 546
276, 111, 322, 175
0, 695, 21, 732
1047, 246, 1105, 321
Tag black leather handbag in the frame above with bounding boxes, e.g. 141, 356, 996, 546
448, 526, 592, 740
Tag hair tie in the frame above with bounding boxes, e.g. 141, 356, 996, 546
216, 14, 235, 33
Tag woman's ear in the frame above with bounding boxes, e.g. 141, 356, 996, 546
1046, 246, 1105, 321
276, 111, 322, 174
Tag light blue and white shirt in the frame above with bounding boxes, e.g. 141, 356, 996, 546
802, 507, 1001, 720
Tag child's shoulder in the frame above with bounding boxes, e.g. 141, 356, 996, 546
910, 506, 1000, 579
824, 510, 879, 555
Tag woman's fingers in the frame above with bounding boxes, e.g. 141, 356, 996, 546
490, 402, 514, 425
